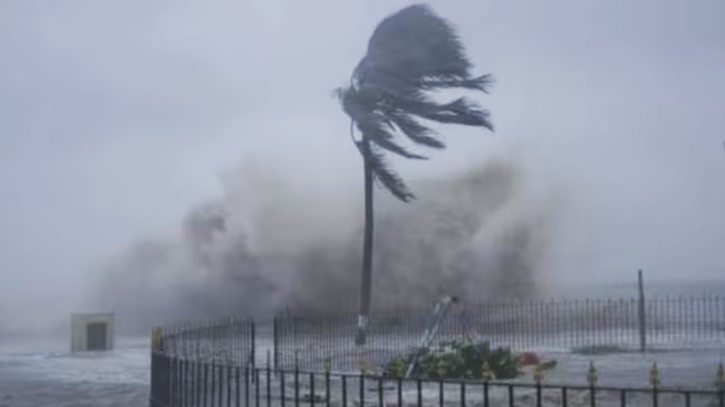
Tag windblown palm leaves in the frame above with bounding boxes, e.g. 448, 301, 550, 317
337, 3, 494, 201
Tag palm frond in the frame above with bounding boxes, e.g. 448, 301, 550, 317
339, 85, 429, 160
414, 97, 493, 130
337, 3, 494, 202
367, 144, 415, 202
383, 109, 446, 149
336, 86, 375, 122
418, 74, 494, 93
352, 82, 494, 131
358, 115, 428, 160
381, 88, 493, 131
356, 69, 493, 95
356, 4, 473, 86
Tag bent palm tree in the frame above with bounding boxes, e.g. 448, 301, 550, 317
336, 3, 494, 345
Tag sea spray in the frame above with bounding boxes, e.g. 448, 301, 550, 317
92, 155, 556, 333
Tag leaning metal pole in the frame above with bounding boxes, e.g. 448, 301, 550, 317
404, 296, 458, 378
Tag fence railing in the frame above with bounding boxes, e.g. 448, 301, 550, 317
273, 296, 725, 372
150, 295, 725, 406
154, 317, 256, 367
150, 352, 725, 407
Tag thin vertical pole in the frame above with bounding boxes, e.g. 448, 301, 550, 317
211, 363, 217, 407
379, 378, 384, 407
235, 367, 241, 407
245, 367, 250, 407
273, 316, 279, 372
342, 375, 347, 407
170, 357, 177, 407
219, 365, 224, 407
483, 382, 489, 407
416, 380, 422, 407
197, 362, 202, 407
192, 361, 198, 407
294, 364, 300, 407
281, 371, 286, 407
188, 360, 193, 407
717, 297, 722, 343
638, 269, 647, 352
356, 136, 375, 346
397, 378, 403, 407
182, 358, 187, 407
438, 381, 444, 407
310, 373, 315, 407
204, 363, 209, 407
460, 382, 466, 407
251, 321, 256, 371
228, 366, 232, 407
267, 367, 272, 407
255, 370, 260, 407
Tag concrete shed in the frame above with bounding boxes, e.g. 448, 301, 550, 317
70, 313, 115, 352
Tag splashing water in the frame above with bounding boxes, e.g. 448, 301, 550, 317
91, 155, 558, 333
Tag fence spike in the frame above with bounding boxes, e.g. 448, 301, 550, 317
649, 363, 661, 388
151, 327, 157, 350
481, 361, 493, 382
359, 357, 368, 375
717, 362, 724, 389
324, 357, 332, 373
587, 361, 598, 386
151, 326, 162, 351
534, 363, 544, 384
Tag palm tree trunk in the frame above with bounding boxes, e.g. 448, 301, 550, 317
356, 136, 374, 346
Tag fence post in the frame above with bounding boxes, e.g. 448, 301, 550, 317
273, 315, 279, 372
716, 362, 724, 407
251, 319, 256, 371
587, 361, 598, 407
649, 363, 660, 407
638, 269, 647, 352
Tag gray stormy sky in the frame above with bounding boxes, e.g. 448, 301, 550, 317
1, 0, 725, 321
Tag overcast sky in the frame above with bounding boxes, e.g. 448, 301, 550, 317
1, 0, 725, 315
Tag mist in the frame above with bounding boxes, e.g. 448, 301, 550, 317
2, 0, 725, 337
86, 153, 558, 333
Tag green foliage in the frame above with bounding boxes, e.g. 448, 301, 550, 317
387, 354, 408, 378
383, 339, 522, 380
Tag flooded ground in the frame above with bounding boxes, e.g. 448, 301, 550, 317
1, 332, 724, 407
0, 336, 149, 407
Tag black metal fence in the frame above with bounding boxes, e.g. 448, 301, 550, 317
150, 295, 725, 406
157, 317, 256, 367
150, 352, 725, 407
273, 296, 725, 372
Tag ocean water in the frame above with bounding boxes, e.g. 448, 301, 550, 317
547, 279, 725, 299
